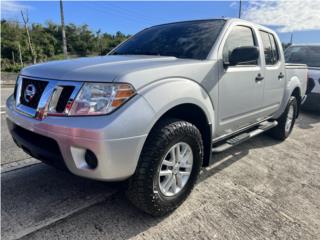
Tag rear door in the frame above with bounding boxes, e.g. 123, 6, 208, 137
216, 25, 264, 135
259, 31, 286, 116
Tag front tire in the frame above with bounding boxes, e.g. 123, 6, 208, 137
267, 96, 298, 141
126, 118, 203, 216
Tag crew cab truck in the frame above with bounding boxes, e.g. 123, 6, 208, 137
6, 19, 307, 216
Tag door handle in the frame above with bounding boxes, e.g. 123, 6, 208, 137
255, 74, 264, 82
278, 72, 285, 79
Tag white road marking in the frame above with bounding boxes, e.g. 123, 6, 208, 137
1, 158, 40, 173
0, 111, 6, 114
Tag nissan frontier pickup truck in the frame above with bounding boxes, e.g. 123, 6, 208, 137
7, 19, 308, 216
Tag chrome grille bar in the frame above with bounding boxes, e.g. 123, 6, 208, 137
15, 76, 83, 120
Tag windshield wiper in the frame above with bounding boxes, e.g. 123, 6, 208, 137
111, 51, 178, 58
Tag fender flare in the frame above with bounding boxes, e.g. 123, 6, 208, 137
273, 76, 302, 119
138, 78, 215, 134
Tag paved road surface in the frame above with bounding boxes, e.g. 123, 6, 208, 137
1, 86, 320, 240
1, 87, 33, 167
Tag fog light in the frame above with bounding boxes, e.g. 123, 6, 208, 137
85, 150, 98, 169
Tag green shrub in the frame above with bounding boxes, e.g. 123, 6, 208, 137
1, 59, 23, 72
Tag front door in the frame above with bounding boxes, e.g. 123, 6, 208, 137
217, 25, 264, 135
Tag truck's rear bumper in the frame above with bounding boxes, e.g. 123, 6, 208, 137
6, 95, 154, 181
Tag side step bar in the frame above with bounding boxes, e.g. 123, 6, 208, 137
212, 120, 278, 153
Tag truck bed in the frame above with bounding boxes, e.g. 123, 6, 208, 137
285, 63, 308, 99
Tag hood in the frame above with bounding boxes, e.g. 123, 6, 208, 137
21, 55, 216, 89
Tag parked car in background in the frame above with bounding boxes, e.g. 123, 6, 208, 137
7, 19, 308, 216
285, 45, 320, 112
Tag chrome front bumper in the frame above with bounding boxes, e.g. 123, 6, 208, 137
6, 94, 155, 181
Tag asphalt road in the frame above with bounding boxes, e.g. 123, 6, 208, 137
1, 87, 34, 168
1, 86, 320, 240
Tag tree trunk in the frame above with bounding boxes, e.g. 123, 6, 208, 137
12, 51, 16, 64
18, 43, 23, 66
21, 10, 36, 64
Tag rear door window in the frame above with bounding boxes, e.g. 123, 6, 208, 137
260, 31, 280, 65
269, 34, 280, 63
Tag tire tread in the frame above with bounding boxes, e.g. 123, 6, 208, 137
126, 118, 203, 216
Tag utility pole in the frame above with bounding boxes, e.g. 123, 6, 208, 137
239, 0, 242, 18
290, 32, 293, 45
97, 29, 103, 55
21, 10, 36, 64
60, 0, 68, 58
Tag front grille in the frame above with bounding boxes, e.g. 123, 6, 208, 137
55, 86, 75, 113
20, 78, 48, 109
15, 77, 82, 119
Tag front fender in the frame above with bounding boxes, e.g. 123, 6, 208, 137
138, 78, 215, 133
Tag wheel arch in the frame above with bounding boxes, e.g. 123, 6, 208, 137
139, 79, 215, 167
273, 80, 303, 120
291, 87, 302, 118
148, 103, 213, 167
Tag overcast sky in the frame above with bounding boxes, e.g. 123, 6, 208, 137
2, 0, 320, 44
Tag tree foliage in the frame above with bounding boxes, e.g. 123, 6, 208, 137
1, 20, 130, 72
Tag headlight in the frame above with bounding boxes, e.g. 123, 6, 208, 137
68, 82, 135, 116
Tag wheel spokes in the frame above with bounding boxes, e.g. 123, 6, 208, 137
179, 171, 191, 176
163, 175, 174, 192
162, 159, 174, 167
180, 150, 192, 168
170, 147, 177, 164
176, 173, 183, 188
159, 142, 194, 196
171, 175, 177, 193
159, 170, 173, 177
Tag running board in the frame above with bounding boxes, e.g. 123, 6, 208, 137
212, 120, 278, 153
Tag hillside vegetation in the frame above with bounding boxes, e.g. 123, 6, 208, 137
1, 20, 130, 72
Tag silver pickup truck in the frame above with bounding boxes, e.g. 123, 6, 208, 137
6, 18, 307, 216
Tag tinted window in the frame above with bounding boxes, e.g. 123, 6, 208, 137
269, 34, 279, 63
223, 26, 257, 65
110, 20, 226, 60
260, 31, 273, 65
260, 31, 279, 65
285, 46, 320, 67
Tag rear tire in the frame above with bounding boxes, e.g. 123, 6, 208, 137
126, 118, 203, 216
267, 96, 298, 141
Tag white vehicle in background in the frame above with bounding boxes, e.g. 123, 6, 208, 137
285, 45, 320, 112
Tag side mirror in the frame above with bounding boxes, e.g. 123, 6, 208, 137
226, 46, 259, 67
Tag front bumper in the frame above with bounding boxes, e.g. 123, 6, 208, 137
6, 94, 155, 181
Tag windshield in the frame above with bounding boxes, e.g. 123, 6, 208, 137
285, 46, 320, 67
110, 20, 226, 60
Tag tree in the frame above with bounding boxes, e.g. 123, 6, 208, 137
21, 10, 37, 64
1, 18, 130, 71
